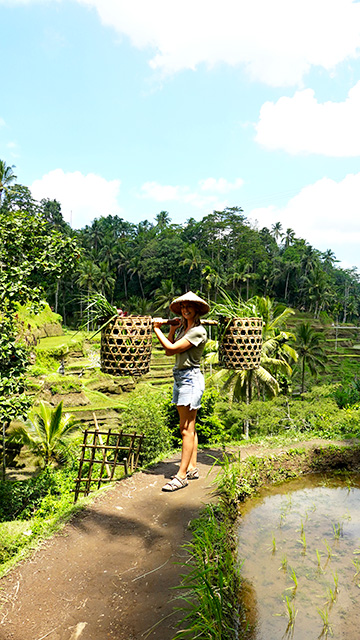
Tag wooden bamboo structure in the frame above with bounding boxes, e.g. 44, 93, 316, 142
74, 426, 144, 501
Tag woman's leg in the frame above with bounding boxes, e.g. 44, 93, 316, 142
177, 405, 198, 479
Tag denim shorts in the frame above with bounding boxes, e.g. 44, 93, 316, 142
172, 367, 205, 410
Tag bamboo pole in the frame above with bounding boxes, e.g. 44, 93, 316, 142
152, 318, 218, 326
93, 412, 111, 479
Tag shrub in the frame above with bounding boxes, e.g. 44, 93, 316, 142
119, 387, 172, 464
0, 466, 75, 522
162, 386, 225, 446
333, 378, 360, 408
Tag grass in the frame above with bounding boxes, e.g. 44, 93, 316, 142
67, 388, 126, 412
172, 504, 240, 640
0, 469, 109, 578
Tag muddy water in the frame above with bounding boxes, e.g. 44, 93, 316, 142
237, 474, 360, 640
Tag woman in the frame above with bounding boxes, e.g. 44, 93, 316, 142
152, 291, 209, 492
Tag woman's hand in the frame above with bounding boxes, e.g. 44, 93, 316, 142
168, 317, 182, 328
152, 317, 166, 329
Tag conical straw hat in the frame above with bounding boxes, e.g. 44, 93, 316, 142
170, 291, 210, 316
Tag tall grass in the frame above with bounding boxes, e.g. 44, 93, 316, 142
172, 504, 241, 639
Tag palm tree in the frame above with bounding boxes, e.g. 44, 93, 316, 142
180, 244, 204, 290
153, 278, 180, 314
98, 261, 115, 299
128, 255, 145, 297
209, 296, 298, 436
295, 322, 327, 394
88, 219, 105, 252
0, 160, 17, 202
284, 228, 296, 248
9, 402, 81, 466
77, 259, 101, 329
155, 211, 171, 228
271, 221, 283, 244
127, 295, 153, 315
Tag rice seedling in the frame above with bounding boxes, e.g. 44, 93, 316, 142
332, 570, 339, 593
279, 554, 288, 572
316, 548, 322, 572
317, 606, 332, 637
352, 557, 360, 578
332, 521, 343, 540
283, 595, 298, 633
326, 585, 337, 605
298, 530, 307, 554
271, 533, 277, 554
285, 567, 298, 595
323, 539, 333, 560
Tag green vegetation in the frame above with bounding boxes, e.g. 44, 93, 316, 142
173, 504, 241, 639
2, 160, 360, 634
173, 444, 360, 640
9, 402, 81, 466
0, 465, 87, 577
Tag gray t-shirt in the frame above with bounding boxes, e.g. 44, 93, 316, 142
173, 325, 207, 370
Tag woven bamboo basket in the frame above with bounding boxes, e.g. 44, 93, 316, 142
101, 316, 152, 376
219, 317, 263, 370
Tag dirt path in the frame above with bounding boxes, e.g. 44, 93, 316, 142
0, 448, 224, 640
0, 439, 354, 640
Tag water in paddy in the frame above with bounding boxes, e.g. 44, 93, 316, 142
237, 474, 360, 640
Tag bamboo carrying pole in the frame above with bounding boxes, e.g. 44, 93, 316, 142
153, 318, 218, 326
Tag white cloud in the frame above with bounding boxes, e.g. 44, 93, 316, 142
3, 0, 360, 85
140, 181, 226, 213
75, 0, 360, 86
256, 82, 360, 156
6, 141, 20, 158
248, 173, 360, 269
31, 169, 121, 228
199, 177, 244, 193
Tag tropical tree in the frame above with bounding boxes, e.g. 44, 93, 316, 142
153, 279, 180, 314
97, 261, 116, 299
202, 265, 223, 301
209, 295, 298, 436
180, 244, 204, 290
128, 255, 145, 297
0, 159, 17, 202
284, 228, 296, 248
295, 322, 327, 393
127, 296, 153, 315
77, 260, 101, 328
155, 210, 171, 228
9, 401, 81, 466
271, 221, 284, 244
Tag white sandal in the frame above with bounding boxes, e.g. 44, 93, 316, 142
162, 475, 188, 492
186, 467, 199, 480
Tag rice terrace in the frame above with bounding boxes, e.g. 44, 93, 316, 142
2, 163, 360, 639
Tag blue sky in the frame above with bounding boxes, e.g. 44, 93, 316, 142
1, 0, 360, 271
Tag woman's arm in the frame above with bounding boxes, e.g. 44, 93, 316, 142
152, 319, 192, 355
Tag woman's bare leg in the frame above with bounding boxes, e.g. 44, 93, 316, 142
177, 405, 198, 479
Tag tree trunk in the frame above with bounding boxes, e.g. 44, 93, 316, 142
2, 422, 6, 481
123, 272, 128, 299
2, 421, 9, 481
87, 287, 90, 331
284, 270, 290, 300
301, 357, 306, 395
55, 280, 59, 314
243, 378, 250, 439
